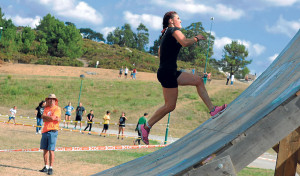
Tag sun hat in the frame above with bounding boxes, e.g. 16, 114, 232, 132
45, 94, 58, 104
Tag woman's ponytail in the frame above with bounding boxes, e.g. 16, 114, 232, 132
160, 11, 177, 40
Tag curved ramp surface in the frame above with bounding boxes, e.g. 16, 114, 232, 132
94, 30, 300, 176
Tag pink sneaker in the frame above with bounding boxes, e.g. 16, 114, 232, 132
210, 104, 227, 117
139, 124, 150, 145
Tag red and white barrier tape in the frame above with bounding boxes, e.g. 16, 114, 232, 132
0, 144, 167, 153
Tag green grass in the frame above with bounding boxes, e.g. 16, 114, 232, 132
238, 167, 274, 176
0, 75, 162, 112
0, 74, 246, 137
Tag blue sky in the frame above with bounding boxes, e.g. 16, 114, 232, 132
1, 0, 300, 76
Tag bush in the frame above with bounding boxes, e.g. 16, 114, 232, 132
35, 57, 83, 67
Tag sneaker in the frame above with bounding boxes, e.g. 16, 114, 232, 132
48, 168, 53, 175
88, 133, 91, 135
38, 130, 41, 134
39, 166, 48, 173
210, 104, 227, 117
36, 132, 38, 135
139, 124, 149, 145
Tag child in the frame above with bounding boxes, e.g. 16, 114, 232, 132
8, 106, 17, 124
100, 111, 110, 137
83, 110, 94, 135
117, 112, 128, 140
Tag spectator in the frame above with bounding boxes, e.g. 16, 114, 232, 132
134, 113, 148, 145
130, 70, 134, 79
100, 111, 110, 137
35, 101, 46, 134
192, 68, 195, 75
8, 106, 17, 124
117, 112, 127, 140
231, 74, 235, 85
39, 94, 61, 175
118, 66, 123, 78
207, 72, 212, 84
132, 68, 137, 79
83, 110, 94, 135
124, 67, 129, 79
63, 102, 74, 129
74, 102, 86, 132
226, 73, 230, 85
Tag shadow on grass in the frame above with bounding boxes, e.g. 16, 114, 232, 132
0, 164, 39, 172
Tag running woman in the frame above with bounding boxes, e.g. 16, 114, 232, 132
139, 11, 227, 145
63, 102, 74, 128
117, 112, 128, 140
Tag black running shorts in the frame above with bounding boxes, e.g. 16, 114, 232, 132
157, 69, 182, 88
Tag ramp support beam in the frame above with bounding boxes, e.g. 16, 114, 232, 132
274, 126, 300, 176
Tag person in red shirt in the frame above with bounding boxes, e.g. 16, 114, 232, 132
39, 94, 61, 175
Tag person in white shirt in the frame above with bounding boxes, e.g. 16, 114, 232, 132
8, 106, 17, 124
231, 74, 235, 85
124, 67, 129, 79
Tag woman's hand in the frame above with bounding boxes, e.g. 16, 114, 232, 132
195, 34, 206, 41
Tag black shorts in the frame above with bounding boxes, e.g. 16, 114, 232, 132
119, 124, 125, 128
103, 124, 109, 130
75, 115, 82, 121
157, 69, 182, 88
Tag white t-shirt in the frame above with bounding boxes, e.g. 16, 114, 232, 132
231, 75, 235, 81
125, 68, 128, 74
10, 108, 17, 117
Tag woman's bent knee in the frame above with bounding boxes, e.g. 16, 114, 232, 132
196, 77, 204, 86
165, 104, 176, 112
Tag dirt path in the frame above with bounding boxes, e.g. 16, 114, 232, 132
77, 58, 89, 67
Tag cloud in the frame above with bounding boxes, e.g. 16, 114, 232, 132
151, 0, 244, 21
262, 0, 300, 6
101, 27, 116, 38
36, 0, 103, 24
252, 44, 266, 56
12, 15, 41, 28
266, 15, 300, 37
268, 53, 278, 62
124, 11, 162, 30
213, 34, 266, 59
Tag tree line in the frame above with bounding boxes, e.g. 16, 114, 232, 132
0, 7, 251, 77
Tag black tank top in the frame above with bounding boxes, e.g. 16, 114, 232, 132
159, 27, 182, 70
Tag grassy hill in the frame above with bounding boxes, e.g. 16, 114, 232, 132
82, 39, 195, 73
1, 38, 224, 78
